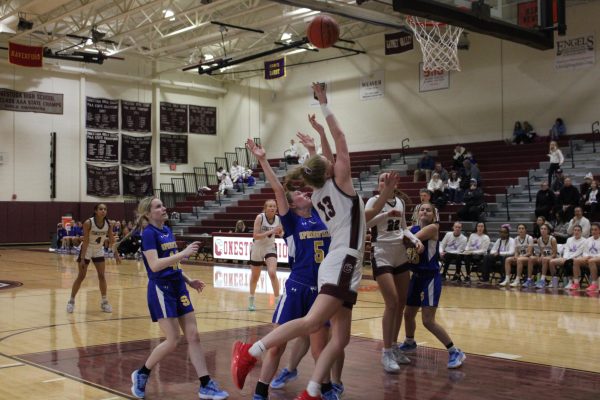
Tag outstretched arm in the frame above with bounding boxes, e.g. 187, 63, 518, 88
308, 113, 334, 164
365, 172, 400, 222
246, 138, 289, 216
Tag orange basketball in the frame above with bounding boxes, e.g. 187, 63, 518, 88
307, 15, 340, 49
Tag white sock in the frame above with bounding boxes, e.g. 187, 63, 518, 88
306, 380, 321, 397
448, 346, 457, 353
540, 275, 546, 280
382, 347, 393, 354
574, 278, 580, 284
404, 337, 415, 345
102, 296, 108, 302
249, 340, 266, 358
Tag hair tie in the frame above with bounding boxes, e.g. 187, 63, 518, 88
303, 166, 313, 175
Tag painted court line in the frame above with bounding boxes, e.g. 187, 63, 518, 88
42, 377, 67, 383
488, 352, 522, 360
0, 362, 24, 369
100, 397, 121, 400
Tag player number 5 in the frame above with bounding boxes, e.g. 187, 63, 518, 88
314, 240, 325, 263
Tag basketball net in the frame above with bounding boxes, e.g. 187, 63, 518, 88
406, 16, 464, 72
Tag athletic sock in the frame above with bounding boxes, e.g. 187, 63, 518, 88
574, 278, 580, 284
249, 340, 266, 357
199, 375, 211, 387
101, 296, 108, 302
446, 342, 456, 352
404, 337, 415, 345
321, 382, 333, 394
139, 365, 151, 376
255, 381, 269, 397
307, 381, 321, 397
382, 347, 393, 354
540, 275, 546, 280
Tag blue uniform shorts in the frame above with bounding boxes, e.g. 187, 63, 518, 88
406, 270, 442, 308
147, 278, 194, 322
272, 278, 318, 325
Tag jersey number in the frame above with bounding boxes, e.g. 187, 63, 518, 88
316, 196, 336, 222
314, 240, 325, 263
180, 295, 190, 307
95, 236, 103, 244
387, 220, 400, 232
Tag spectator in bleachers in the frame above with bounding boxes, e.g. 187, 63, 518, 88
583, 179, 599, 221
452, 145, 466, 170
567, 207, 591, 238
427, 173, 446, 208
512, 121, 528, 144
551, 168, 565, 194
234, 220, 249, 233
533, 223, 558, 289
523, 121, 537, 142
552, 212, 570, 244
547, 141, 564, 188
445, 170, 462, 204
558, 177, 580, 222
580, 172, 593, 196
549, 118, 566, 141
572, 223, 600, 292
457, 221, 490, 283
550, 225, 586, 289
479, 224, 515, 284
459, 159, 480, 190
457, 179, 485, 222
218, 173, 234, 196
413, 150, 435, 182
533, 216, 550, 239
500, 224, 534, 287
56, 222, 68, 251
230, 160, 255, 189
411, 189, 433, 225
535, 181, 555, 220
216, 166, 226, 182
285, 139, 299, 164
439, 222, 468, 280
433, 162, 449, 182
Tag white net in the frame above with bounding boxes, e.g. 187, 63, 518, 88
406, 16, 464, 72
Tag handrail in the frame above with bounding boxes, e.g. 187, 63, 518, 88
401, 138, 410, 165
504, 188, 517, 221
568, 139, 575, 169
526, 170, 536, 202
592, 121, 599, 153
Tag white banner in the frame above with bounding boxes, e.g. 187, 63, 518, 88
212, 235, 289, 263
555, 33, 595, 71
213, 266, 291, 293
359, 70, 384, 101
419, 63, 450, 92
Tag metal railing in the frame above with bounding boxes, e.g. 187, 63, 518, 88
401, 138, 410, 164
592, 120, 599, 153
504, 188, 517, 221
568, 139, 575, 169
526, 170, 536, 202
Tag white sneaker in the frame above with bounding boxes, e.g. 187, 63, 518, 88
101, 301, 113, 313
510, 279, 521, 287
499, 277, 510, 286
564, 280, 573, 290
381, 352, 400, 373
66, 301, 74, 313
248, 297, 256, 311
392, 347, 411, 365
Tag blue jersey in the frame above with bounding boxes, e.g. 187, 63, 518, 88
409, 225, 440, 272
72, 226, 83, 236
280, 208, 331, 286
57, 228, 67, 240
141, 224, 183, 281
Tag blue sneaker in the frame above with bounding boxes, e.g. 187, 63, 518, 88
522, 278, 534, 289
252, 394, 267, 400
535, 279, 546, 289
270, 368, 298, 389
199, 379, 229, 399
447, 349, 466, 369
322, 389, 340, 400
398, 341, 417, 353
131, 369, 149, 399
332, 383, 344, 397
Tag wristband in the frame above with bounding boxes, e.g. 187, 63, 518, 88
320, 103, 333, 119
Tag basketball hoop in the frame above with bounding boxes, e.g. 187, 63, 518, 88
406, 16, 464, 72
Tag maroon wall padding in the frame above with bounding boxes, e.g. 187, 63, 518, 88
0, 201, 131, 244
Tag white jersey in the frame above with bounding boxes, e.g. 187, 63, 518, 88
88, 217, 109, 250
254, 213, 280, 248
537, 236, 556, 257
563, 237, 586, 259
365, 195, 415, 244
514, 234, 534, 256
583, 236, 600, 257
439, 232, 468, 254
312, 179, 365, 253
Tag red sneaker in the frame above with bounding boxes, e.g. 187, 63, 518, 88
231, 341, 257, 389
294, 390, 322, 400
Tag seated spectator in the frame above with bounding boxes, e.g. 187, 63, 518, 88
427, 173, 446, 208
533, 223, 559, 288
572, 222, 600, 292
567, 206, 591, 238
218, 173, 234, 195
549, 117, 566, 141
457, 179, 485, 222
582, 179, 599, 221
580, 172, 593, 196
535, 181, 555, 220
479, 224, 515, 283
532, 216, 551, 239
234, 220, 249, 233
459, 159, 480, 190
285, 139, 299, 164
216, 166, 226, 183
113, 220, 122, 239
558, 177, 580, 222
433, 162, 449, 182
523, 121, 537, 142
512, 121, 528, 144
547, 141, 564, 188
56, 223, 68, 251
500, 224, 534, 287
440, 222, 468, 280
413, 150, 435, 182
549, 225, 585, 289
456, 221, 490, 283
445, 170, 462, 204
230, 160, 255, 189
452, 144, 466, 170
552, 212, 570, 244
411, 189, 433, 225
551, 168, 565, 194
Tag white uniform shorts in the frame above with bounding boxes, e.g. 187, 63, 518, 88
249, 243, 277, 266
371, 242, 410, 277
78, 245, 105, 264
318, 247, 363, 309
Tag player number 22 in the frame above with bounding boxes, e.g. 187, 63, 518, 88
316, 196, 336, 222
314, 240, 325, 263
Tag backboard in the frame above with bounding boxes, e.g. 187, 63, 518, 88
393, 0, 564, 50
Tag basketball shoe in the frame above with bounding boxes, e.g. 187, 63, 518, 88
447, 349, 466, 369
231, 341, 257, 389
270, 368, 298, 389
295, 390, 322, 400
131, 369, 149, 398
198, 379, 229, 400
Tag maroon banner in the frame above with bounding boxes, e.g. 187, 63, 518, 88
9, 42, 43, 67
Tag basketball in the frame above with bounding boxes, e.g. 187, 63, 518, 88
307, 15, 339, 49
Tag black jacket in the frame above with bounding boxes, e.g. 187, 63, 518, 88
535, 189, 556, 209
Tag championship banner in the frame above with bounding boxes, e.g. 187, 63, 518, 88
121, 134, 151, 166
212, 235, 288, 263
121, 100, 151, 132
86, 97, 119, 130
8, 42, 43, 67
385, 30, 413, 55
213, 266, 291, 294
86, 131, 119, 162
264, 58, 285, 80
0, 88, 63, 114
86, 164, 120, 197
122, 166, 153, 197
